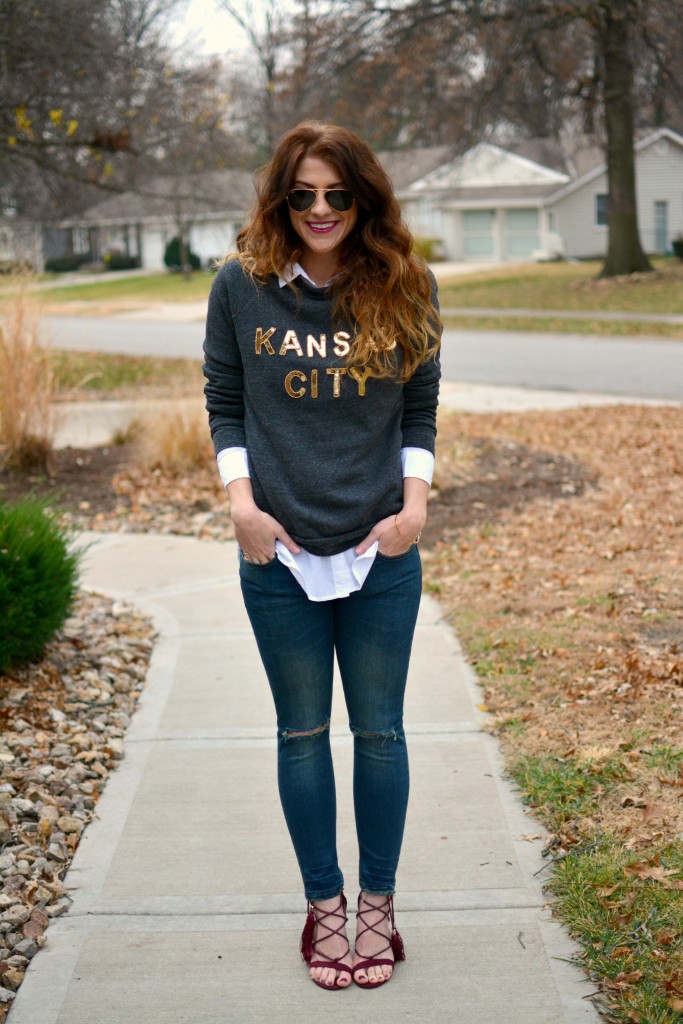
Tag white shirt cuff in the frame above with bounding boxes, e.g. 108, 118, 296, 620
216, 446, 250, 487
401, 447, 434, 486
218, 446, 432, 488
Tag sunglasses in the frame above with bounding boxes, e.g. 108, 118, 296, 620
287, 188, 355, 213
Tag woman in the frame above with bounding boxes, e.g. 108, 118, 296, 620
203, 121, 441, 990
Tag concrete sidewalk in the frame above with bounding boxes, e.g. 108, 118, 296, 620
53, 382, 678, 450
9, 532, 602, 1023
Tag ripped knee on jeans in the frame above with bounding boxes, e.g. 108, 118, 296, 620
281, 720, 330, 743
350, 724, 400, 744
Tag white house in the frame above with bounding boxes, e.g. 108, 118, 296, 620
395, 140, 570, 261
0, 190, 44, 270
392, 127, 683, 262
60, 169, 256, 270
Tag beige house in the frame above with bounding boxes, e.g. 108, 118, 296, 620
547, 127, 683, 259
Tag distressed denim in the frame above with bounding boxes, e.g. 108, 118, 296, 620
239, 546, 422, 900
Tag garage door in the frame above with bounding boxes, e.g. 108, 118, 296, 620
505, 209, 539, 258
141, 228, 168, 270
463, 210, 495, 257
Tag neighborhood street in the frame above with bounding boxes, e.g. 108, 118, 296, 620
42, 314, 683, 401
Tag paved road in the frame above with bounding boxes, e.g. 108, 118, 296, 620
42, 315, 683, 400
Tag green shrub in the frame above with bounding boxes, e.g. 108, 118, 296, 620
44, 255, 90, 273
412, 237, 442, 261
0, 498, 81, 673
104, 251, 140, 271
163, 236, 201, 271
673, 238, 683, 260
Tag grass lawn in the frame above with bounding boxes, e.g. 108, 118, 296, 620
51, 349, 202, 399
39, 270, 214, 304
442, 314, 683, 339
32, 259, 683, 326
438, 257, 683, 315
423, 404, 683, 1023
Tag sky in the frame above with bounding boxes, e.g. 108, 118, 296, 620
168, 0, 249, 56
168, 0, 300, 58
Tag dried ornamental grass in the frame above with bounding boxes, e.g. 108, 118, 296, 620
0, 275, 56, 471
129, 397, 214, 474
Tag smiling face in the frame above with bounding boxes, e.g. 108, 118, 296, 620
288, 155, 358, 281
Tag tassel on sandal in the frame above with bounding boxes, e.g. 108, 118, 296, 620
352, 892, 405, 988
300, 893, 352, 990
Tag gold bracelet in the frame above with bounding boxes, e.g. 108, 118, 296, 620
413, 531, 422, 545
394, 514, 403, 536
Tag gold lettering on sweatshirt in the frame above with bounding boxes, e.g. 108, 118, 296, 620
333, 331, 351, 357
284, 369, 306, 398
280, 330, 303, 357
349, 366, 371, 396
307, 333, 327, 358
326, 367, 347, 397
311, 368, 319, 398
255, 327, 276, 355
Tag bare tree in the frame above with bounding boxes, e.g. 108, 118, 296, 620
337, 0, 659, 276
216, 0, 289, 153
0, 0, 231, 203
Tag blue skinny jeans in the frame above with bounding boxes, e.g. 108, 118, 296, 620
239, 545, 422, 901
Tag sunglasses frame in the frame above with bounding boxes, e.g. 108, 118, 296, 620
286, 188, 356, 213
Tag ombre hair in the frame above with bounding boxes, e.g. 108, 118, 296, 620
230, 121, 441, 380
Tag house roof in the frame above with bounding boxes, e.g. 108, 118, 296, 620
505, 137, 570, 176
545, 126, 683, 204
377, 145, 455, 190
73, 169, 256, 225
440, 183, 564, 206
399, 141, 570, 199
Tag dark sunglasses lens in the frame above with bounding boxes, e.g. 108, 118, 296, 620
288, 189, 315, 212
327, 189, 355, 212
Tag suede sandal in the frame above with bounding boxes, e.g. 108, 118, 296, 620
300, 892, 352, 990
352, 892, 406, 988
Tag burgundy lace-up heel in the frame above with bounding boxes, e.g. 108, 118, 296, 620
352, 892, 406, 988
300, 892, 352, 990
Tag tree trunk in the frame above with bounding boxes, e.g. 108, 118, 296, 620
177, 218, 192, 280
598, 2, 652, 277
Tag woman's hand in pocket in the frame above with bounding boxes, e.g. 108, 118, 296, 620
354, 507, 425, 557
228, 480, 300, 563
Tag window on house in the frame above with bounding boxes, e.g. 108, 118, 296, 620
595, 193, 609, 227
0, 193, 19, 218
73, 227, 90, 254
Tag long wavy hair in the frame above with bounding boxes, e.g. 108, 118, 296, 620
230, 121, 441, 380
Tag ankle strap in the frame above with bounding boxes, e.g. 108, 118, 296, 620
355, 893, 394, 959
308, 894, 349, 959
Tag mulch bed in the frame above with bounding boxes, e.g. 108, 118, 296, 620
1, 434, 596, 545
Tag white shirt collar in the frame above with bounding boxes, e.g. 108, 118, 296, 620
278, 262, 331, 289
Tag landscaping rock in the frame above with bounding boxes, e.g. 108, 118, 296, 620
0, 591, 155, 1018
12, 939, 38, 960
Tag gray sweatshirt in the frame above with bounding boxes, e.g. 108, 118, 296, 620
202, 259, 441, 557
